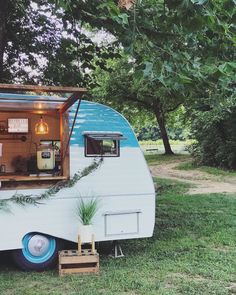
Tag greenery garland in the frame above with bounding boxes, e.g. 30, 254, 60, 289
0, 158, 103, 213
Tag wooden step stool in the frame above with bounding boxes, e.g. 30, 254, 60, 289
58, 234, 99, 276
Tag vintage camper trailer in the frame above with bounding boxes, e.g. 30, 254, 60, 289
0, 84, 155, 270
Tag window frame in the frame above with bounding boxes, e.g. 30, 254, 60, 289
84, 136, 120, 157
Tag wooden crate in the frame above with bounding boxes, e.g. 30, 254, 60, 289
59, 249, 99, 276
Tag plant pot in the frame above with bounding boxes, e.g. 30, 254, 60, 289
78, 224, 94, 243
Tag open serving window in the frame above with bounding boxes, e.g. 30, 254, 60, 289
0, 84, 86, 189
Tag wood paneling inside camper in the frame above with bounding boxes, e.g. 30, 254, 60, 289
0, 112, 60, 173
60, 112, 70, 179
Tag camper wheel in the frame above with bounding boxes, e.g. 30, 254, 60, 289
12, 233, 61, 271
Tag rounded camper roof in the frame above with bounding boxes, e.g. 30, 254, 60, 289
69, 100, 139, 148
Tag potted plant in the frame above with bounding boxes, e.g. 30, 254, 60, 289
76, 198, 99, 243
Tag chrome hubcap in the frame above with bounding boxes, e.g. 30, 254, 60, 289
27, 234, 50, 257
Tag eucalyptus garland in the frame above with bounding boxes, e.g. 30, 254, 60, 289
0, 158, 103, 213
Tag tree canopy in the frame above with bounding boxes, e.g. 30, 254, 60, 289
88, 0, 236, 154
0, 0, 235, 159
0, 0, 118, 85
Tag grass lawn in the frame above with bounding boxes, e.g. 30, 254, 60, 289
0, 179, 236, 295
139, 140, 193, 155
176, 161, 236, 177
145, 153, 236, 178
145, 154, 191, 165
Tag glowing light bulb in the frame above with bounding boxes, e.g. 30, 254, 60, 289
35, 116, 49, 135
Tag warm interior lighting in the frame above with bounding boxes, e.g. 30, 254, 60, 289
35, 115, 49, 135
118, 0, 135, 10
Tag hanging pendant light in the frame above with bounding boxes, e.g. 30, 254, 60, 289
118, 0, 135, 10
35, 115, 49, 135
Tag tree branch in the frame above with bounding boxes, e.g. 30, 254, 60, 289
167, 102, 182, 113
116, 93, 153, 111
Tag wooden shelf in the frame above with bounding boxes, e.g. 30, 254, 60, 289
0, 175, 67, 182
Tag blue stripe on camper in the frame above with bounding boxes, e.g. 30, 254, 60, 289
69, 101, 139, 148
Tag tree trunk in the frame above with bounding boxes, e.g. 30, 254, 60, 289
154, 103, 174, 155
0, 0, 8, 82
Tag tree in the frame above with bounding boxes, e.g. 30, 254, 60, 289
0, 0, 9, 81
0, 0, 59, 83
91, 57, 181, 154
190, 106, 236, 169
0, 0, 114, 85
61, 0, 235, 154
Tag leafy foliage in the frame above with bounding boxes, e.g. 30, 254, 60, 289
1, 1, 59, 83
76, 198, 99, 225
0, 0, 118, 86
136, 126, 188, 141
88, 0, 235, 155
190, 107, 236, 170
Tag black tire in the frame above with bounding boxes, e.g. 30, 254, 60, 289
11, 233, 63, 271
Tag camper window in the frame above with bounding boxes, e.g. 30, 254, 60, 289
85, 137, 120, 157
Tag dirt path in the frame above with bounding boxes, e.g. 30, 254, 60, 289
150, 160, 236, 195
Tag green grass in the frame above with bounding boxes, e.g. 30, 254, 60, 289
145, 154, 191, 165
140, 139, 195, 146
145, 152, 236, 177
0, 179, 236, 295
140, 140, 191, 155
177, 161, 236, 177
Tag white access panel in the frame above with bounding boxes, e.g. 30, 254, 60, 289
104, 210, 141, 236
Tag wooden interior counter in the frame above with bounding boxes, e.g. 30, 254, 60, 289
0, 174, 67, 182
0, 174, 68, 190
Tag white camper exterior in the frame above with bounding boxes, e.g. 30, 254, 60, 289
0, 86, 155, 270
